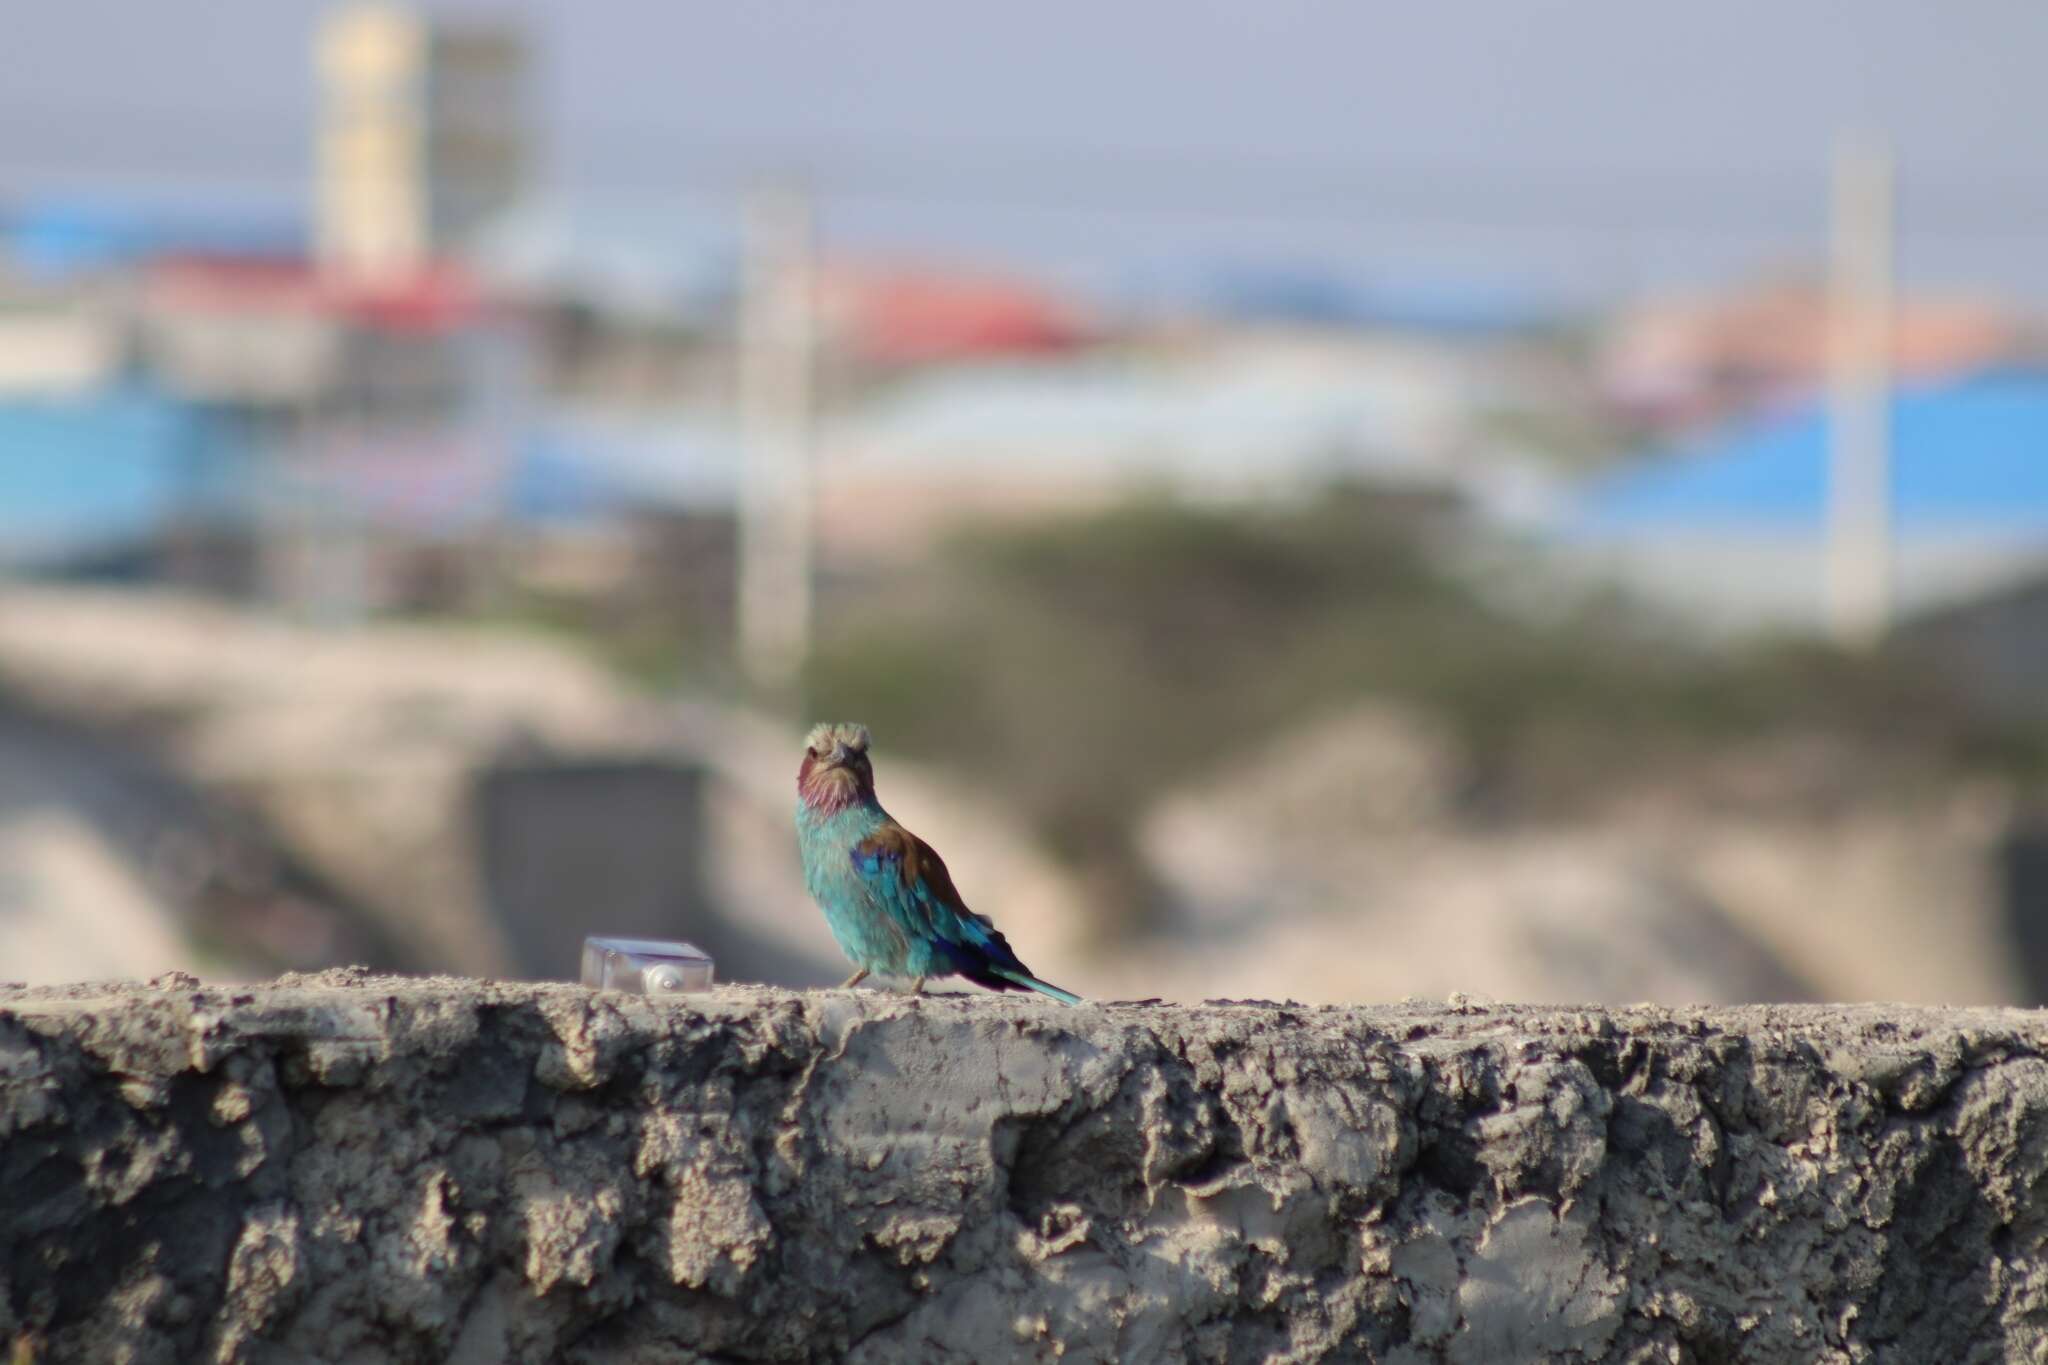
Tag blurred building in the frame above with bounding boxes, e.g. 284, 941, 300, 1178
0, 385, 236, 574
811, 327, 1546, 558
817, 262, 1089, 368
0, 277, 130, 397
0, 0, 541, 606
315, 3, 530, 283
145, 253, 489, 413
0, 198, 301, 283
1600, 279, 2027, 436
1558, 370, 2048, 630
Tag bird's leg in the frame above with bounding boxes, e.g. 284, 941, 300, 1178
908, 976, 926, 996
839, 969, 870, 989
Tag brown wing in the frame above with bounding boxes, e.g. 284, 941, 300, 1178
850, 822, 986, 944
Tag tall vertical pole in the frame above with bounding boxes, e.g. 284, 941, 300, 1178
1825, 136, 1894, 648
736, 182, 817, 706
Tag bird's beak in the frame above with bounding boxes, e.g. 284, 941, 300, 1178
830, 742, 852, 766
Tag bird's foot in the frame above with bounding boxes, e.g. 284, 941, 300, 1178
908, 976, 926, 996
839, 969, 870, 989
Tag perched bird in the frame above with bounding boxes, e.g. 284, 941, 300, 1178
794, 722, 1080, 1004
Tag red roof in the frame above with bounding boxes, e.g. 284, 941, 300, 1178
145, 255, 485, 334
821, 264, 1087, 363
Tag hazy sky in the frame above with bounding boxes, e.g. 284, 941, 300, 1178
4, 1, 2045, 300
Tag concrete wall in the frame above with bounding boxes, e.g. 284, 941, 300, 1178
4, 974, 2046, 1362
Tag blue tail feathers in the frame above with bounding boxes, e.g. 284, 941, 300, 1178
989, 968, 1083, 1005
934, 936, 1082, 1004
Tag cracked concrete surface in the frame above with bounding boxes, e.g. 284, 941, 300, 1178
4, 972, 2047, 1362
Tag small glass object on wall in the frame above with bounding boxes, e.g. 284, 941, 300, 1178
580, 936, 715, 995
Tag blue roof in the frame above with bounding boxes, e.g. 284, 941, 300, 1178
0, 389, 238, 563
1571, 372, 2048, 535
3, 197, 300, 279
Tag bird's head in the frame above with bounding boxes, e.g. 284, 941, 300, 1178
797, 722, 876, 813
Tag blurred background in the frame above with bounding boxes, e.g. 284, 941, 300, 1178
4, 2, 2048, 1004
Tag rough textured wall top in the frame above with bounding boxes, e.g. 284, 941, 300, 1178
3, 973, 2046, 1363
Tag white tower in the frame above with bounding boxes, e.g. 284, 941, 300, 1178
315, 4, 528, 282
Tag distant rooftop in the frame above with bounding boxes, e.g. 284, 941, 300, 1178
1570, 371, 2048, 536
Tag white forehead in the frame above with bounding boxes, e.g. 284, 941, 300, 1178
804, 722, 871, 753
